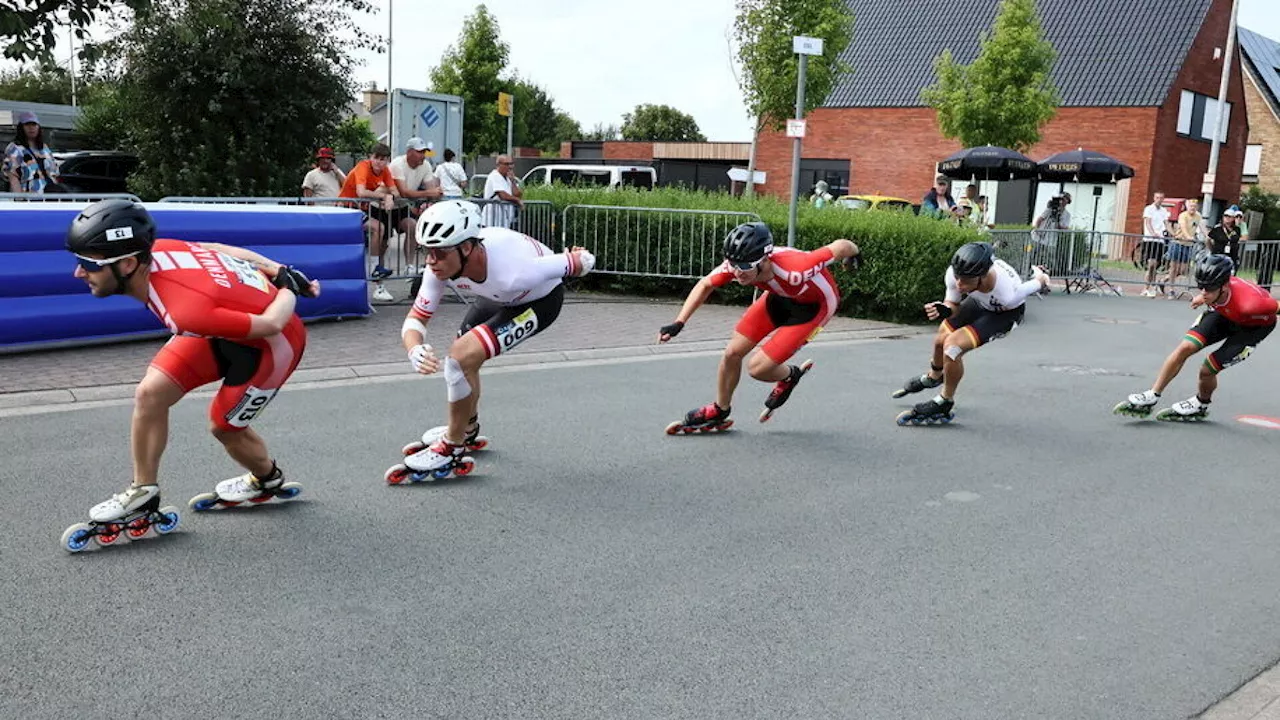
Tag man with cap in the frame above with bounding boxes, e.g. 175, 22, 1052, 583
390, 137, 443, 274
1207, 205, 1245, 271
4, 110, 60, 194
301, 147, 346, 198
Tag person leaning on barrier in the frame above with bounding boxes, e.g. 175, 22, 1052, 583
1164, 198, 1204, 300
390, 137, 443, 275
1207, 206, 1244, 270
482, 155, 523, 229
339, 142, 402, 284
1114, 254, 1279, 422
301, 147, 346, 199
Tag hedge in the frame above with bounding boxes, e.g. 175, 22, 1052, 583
523, 185, 984, 324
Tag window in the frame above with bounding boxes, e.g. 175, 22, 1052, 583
1245, 144, 1262, 177
1177, 89, 1231, 143
620, 171, 654, 189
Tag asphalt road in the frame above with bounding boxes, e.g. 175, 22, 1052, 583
4, 293, 1280, 719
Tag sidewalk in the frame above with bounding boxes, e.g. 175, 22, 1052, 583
0, 293, 920, 405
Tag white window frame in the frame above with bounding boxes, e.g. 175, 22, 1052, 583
1245, 144, 1263, 176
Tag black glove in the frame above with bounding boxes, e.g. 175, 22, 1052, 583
929, 302, 953, 320
841, 253, 861, 272
273, 265, 317, 298
660, 320, 684, 338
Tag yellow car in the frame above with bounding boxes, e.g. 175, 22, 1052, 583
837, 194, 915, 212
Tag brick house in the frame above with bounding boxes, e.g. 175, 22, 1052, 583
752, 0, 1248, 234
1240, 27, 1280, 196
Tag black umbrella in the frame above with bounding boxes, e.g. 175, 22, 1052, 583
937, 145, 1038, 181
1036, 148, 1135, 184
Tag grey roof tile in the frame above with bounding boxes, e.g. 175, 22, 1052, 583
825, 0, 1216, 108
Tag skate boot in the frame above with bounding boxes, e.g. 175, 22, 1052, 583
188, 462, 302, 511
892, 366, 943, 399
896, 395, 956, 426
759, 359, 815, 423
1113, 389, 1160, 418
402, 418, 489, 455
666, 402, 734, 435
1156, 396, 1210, 423
387, 438, 476, 484
61, 484, 181, 552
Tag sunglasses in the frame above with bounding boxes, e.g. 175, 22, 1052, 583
74, 251, 142, 272
729, 257, 766, 271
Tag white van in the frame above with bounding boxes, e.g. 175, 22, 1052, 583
520, 164, 656, 190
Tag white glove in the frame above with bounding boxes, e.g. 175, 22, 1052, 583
408, 343, 435, 373
574, 248, 596, 276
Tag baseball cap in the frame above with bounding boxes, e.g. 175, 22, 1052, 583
1224, 205, 1243, 217
406, 137, 435, 156
316, 147, 335, 159
16, 111, 39, 125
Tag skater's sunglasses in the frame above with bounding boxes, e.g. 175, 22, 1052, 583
729, 256, 766, 271
73, 251, 144, 272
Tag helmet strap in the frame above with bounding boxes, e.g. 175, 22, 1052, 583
449, 241, 473, 281
109, 257, 141, 295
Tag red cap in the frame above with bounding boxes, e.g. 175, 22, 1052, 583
316, 147, 335, 159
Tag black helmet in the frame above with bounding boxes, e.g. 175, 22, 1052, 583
66, 198, 156, 257
951, 242, 995, 277
1194, 253, 1234, 290
723, 222, 774, 268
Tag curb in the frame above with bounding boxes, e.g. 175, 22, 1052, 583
0, 325, 927, 412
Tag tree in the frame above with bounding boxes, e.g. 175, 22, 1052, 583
0, 65, 77, 104
100, 0, 377, 198
429, 4, 509, 156
509, 77, 561, 152
733, 0, 853, 132
581, 122, 620, 141
1, 0, 151, 64
620, 104, 706, 142
921, 0, 1059, 151
553, 112, 582, 145
329, 115, 378, 156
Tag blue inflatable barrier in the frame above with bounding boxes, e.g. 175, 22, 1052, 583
0, 202, 370, 353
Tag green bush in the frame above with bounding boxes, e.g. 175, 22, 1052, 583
523, 186, 983, 323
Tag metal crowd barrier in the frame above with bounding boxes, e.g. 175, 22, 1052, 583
0, 192, 142, 203
559, 205, 763, 279
987, 228, 1120, 295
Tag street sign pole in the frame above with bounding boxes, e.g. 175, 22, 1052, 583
1202, 0, 1239, 216
787, 36, 823, 247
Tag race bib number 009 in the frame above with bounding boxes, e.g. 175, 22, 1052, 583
495, 308, 539, 352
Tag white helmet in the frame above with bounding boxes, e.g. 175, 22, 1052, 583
416, 200, 482, 248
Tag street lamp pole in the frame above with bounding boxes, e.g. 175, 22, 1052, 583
1201, 0, 1240, 215
786, 36, 823, 248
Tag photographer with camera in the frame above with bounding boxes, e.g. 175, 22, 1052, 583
1032, 193, 1072, 274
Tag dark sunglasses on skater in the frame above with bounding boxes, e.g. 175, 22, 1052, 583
73, 251, 143, 272
729, 256, 767, 271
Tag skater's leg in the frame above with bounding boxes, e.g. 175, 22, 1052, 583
1151, 340, 1199, 394
445, 332, 488, 443
717, 332, 755, 409
1196, 363, 1218, 403
930, 325, 947, 378
941, 328, 979, 400
211, 426, 274, 478
746, 348, 787, 383
131, 368, 188, 487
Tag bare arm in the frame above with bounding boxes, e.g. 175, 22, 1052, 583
658, 277, 716, 342
242, 290, 297, 339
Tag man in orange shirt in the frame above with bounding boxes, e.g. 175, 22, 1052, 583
340, 143, 406, 285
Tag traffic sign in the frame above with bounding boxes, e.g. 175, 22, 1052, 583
497, 92, 513, 117
793, 36, 824, 56
786, 119, 806, 138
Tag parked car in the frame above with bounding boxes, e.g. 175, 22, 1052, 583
52, 150, 139, 194
520, 164, 656, 190
836, 194, 914, 212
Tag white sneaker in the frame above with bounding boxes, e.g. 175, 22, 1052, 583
89, 484, 159, 522
372, 284, 394, 302
215, 472, 281, 502
1168, 396, 1208, 417
404, 440, 465, 472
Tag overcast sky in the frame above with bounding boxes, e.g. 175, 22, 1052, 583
8, 0, 1278, 142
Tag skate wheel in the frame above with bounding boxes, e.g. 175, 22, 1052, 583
126, 516, 151, 539
402, 441, 427, 456
798, 358, 814, 375
664, 421, 683, 435
431, 467, 453, 481
759, 408, 773, 423
95, 524, 122, 546
189, 492, 219, 511
454, 459, 475, 477
61, 523, 94, 553
385, 464, 411, 485
154, 507, 180, 534
469, 437, 489, 451
276, 482, 302, 499
250, 493, 274, 504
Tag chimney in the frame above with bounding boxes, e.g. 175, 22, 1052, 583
362, 82, 386, 113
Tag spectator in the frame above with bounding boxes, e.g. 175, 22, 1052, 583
434, 148, 468, 199
338, 143, 402, 300
1165, 198, 1203, 299
1139, 191, 1172, 297
810, 180, 833, 208
974, 194, 993, 229
1207, 205, 1244, 270
1032, 195, 1071, 273
4, 111, 60, 194
921, 175, 959, 220
301, 147, 346, 198
483, 154, 523, 229
390, 137, 442, 274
